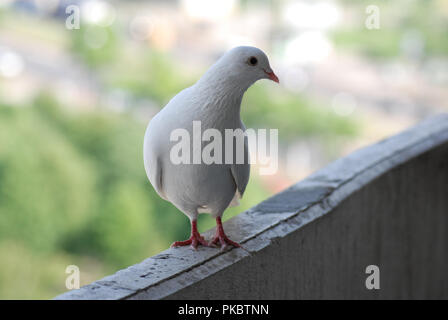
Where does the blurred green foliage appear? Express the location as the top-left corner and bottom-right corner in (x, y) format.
(0, 102), (95, 251)
(0, 241), (71, 299)
(242, 85), (357, 141)
(20, 94), (177, 266)
(70, 25), (119, 67)
(332, 0), (448, 59)
(108, 51), (195, 105)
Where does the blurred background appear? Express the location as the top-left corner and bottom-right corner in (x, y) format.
(0, 0), (447, 299)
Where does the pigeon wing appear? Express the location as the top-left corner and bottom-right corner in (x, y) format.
(230, 133), (250, 199)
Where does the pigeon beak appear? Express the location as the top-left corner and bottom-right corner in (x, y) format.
(264, 69), (279, 83)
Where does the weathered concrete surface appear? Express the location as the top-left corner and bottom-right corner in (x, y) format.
(56, 114), (448, 300)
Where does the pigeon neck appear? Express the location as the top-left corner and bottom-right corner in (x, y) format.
(195, 65), (252, 113)
(197, 79), (247, 100)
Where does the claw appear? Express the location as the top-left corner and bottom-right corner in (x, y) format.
(171, 220), (210, 249)
(209, 217), (241, 249)
(171, 218), (241, 251)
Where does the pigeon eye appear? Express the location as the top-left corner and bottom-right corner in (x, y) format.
(248, 56), (258, 66)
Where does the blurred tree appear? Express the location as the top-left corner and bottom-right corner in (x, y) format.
(242, 85), (357, 141)
(107, 50), (195, 105)
(0, 102), (95, 252)
(0, 95), (197, 269)
(30, 94), (187, 264)
(70, 24), (119, 67)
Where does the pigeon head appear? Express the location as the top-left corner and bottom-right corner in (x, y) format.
(222, 46), (279, 84)
(198, 46), (279, 94)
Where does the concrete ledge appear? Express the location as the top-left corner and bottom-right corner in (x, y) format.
(56, 114), (448, 299)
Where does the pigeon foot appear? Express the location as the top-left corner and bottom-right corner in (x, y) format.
(171, 220), (209, 250)
(209, 217), (241, 250)
(171, 234), (209, 250)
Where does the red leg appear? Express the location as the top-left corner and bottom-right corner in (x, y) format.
(171, 220), (209, 250)
(210, 217), (241, 249)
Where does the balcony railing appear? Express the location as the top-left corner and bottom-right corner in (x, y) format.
(55, 114), (448, 299)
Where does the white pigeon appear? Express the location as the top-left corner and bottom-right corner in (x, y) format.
(143, 46), (279, 249)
